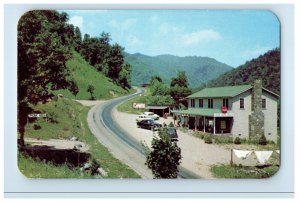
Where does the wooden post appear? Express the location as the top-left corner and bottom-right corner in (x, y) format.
(230, 149), (233, 166)
(213, 117), (216, 135)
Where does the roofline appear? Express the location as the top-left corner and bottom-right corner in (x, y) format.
(188, 86), (279, 99)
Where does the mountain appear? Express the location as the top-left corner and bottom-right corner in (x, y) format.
(124, 52), (233, 88)
(205, 48), (280, 95)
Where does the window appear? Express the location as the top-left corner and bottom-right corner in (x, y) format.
(208, 98), (213, 108)
(223, 98), (229, 108)
(240, 98), (244, 109)
(199, 99), (204, 108)
(191, 99), (195, 108)
(262, 99), (266, 109)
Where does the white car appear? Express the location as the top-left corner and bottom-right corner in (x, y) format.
(142, 112), (159, 120)
(136, 114), (153, 123)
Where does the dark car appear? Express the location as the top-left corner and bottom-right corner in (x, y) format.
(166, 127), (178, 141)
(137, 119), (162, 130)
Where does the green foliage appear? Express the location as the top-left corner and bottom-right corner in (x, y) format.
(22, 98), (140, 178)
(206, 48), (280, 95)
(124, 52), (232, 87)
(54, 51), (131, 100)
(86, 84), (95, 100)
(169, 71), (192, 103)
(234, 137), (242, 144)
(210, 164), (279, 179)
(258, 134), (268, 145)
(146, 129), (182, 178)
(168, 122), (174, 127)
(79, 32), (131, 88)
(18, 10), (78, 144)
(149, 79), (170, 96)
(33, 124), (41, 130)
(204, 134), (213, 144)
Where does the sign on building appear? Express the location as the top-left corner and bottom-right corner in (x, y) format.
(132, 103), (146, 109)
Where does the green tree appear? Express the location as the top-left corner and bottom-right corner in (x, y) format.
(170, 71), (192, 103)
(118, 63), (132, 89)
(17, 10), (78, 146)
(107, 43), (124, 82)
(87, 84), (95, 100)
(73, 26), (82, 52)
(146, 128), (182, 178)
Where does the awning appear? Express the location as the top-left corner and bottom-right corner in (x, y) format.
(172, 108), (234, 117)
(146, 106), (169, 110)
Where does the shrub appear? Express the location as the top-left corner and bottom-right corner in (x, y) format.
(146, 129), (182, 178)
(33, 124), (41, 130)
(200, 132), (205, 139)
(234, 137), (241, 144)
(204, 135), (213, 144)
(259, 134), (268, 145)
(168, 122), (174, 127)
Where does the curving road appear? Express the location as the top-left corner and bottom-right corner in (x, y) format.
(87, 88), (201, 179)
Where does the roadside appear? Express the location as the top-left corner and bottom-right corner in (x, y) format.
(113, 109), (276, 179)
(19, 97), (141, 178)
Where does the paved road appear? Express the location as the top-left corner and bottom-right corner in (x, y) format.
(87, 88), (201, 179)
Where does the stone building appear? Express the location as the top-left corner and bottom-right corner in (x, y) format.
(172, 80), (279, 143)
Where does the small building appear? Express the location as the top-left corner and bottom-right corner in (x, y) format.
(145, 105), (173, 117)
(172, 80), (279, 143)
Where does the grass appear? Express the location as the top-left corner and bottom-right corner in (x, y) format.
(117, 89), (149, 114)
(210, 164), (280, 179)
(21, 98), (141, 178)
(54, 51), (133, 100)
(18, 153), (92, 178)
(190, 130), (280, 150)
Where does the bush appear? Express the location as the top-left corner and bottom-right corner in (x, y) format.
(234, 137), (241, 144)
(259, 134), (268, 145)
(33, 124), (41, 130)
(204, 135), (213, 144)
(168, 122), (174, 127)
(146, 129), (182, 178)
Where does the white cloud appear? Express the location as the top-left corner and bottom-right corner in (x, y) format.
(158, 23), (182, 35)
(180, 29), (221, 46)
(109, 18), (137, 30)
(69, 16), (83, 30)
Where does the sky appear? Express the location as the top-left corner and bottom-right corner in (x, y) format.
(62, 10), (280, 67)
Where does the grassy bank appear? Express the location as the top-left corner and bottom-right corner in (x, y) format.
(117, 94), (148, 115)
(54, 51), (133, 100)
(210, 164), (280, 179)
(20, 98), (140, 178)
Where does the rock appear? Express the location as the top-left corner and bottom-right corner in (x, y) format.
(70, 136), (78, 141)
(97, 167), (108, 177)
(83, 163), (92, 170)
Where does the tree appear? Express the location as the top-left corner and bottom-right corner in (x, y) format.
(118, 63), (132, 89)
(150, 76), (162, 84)
(146, 128), (182, 178)
(170, 71), (192, 103)
(107, 43), (124, 82)
(18, 10), (78, 146)
(87, 84), (95, 100)
(73, 26), (82, 52)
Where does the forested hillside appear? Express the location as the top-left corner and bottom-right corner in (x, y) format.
(124, 52), (232, 88)
(205, 48), (280, 95)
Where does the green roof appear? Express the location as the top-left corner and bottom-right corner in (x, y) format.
(188, 85), (252, 98)
(172, 108), (221, 117)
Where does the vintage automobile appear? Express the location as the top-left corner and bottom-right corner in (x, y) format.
(137, 119), (162, 130)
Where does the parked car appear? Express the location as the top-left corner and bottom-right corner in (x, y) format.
(136, 114), (154, 123)
(165, 127), (178, 141)
(137, 119), (162, 130)
(142, 112), (159, 120)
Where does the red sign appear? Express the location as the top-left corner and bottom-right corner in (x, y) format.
(221, 106), (228, 113)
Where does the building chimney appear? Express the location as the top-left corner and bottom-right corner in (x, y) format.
(249, 80), (264, 140)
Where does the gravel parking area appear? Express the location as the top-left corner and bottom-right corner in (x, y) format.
(113, 109), (258, 179)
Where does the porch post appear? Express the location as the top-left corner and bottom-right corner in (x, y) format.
(203, 116), (206, 132)
(213, 116), (216, 135)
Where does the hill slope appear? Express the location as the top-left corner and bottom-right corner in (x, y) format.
(55, 51), (131, 100)
(124, 52), (233, 88)
(206, 48), (280, 95)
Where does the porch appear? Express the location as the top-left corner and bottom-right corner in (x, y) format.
(172, 108), (234, 135)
